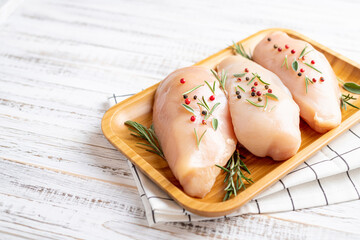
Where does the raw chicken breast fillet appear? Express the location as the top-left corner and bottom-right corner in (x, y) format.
(253, 31), (341, 133)
(153, 66), (237, 198)
(217, 55), (301, 160)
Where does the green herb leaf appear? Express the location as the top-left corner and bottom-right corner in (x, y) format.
(216, 150), (253, 201)
(197, 96), (210, 112)
(264, 93), (278, 100)
(233, 73), (246, 78)
(298, 45), (308, 59)
(305, 75), (314, 94)
(264, 96), (268, 110)
(237, 85), (245, 92)
(343, 82), (360, 94)
(304, 63), (322, 74)
(211, 69), (227, 93)
(205, 102), (220, 120)
(182, 84), (203, 95)
(181, 104), (194, 114)
(292, 59), (299, 71)
(232, 41), (252, 60)
(204, 81), (215, 94)
(303, 50), (314, 58)
(125, 121), (164, 159)
(194, 128), (207, 148)
(212, 118), (218, 131)
(341, 94), (360, 110)
(281, 55), (289, 69)
(252, 73), (270, 85)
(246, 99), (264, 107)
(247, 75), (256, 85)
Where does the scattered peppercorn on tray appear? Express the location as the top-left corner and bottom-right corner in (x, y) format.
(101, 28), (360, 217)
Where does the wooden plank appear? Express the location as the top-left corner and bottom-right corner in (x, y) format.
(0, 159), (357, 239)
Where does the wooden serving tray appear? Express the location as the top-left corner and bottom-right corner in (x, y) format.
(101, 28), (360, 217)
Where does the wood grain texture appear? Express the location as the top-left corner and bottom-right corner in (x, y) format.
(1, 0), (360, 239)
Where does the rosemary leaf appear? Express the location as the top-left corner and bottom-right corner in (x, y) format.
(292, 59), (299, 71)
(246, 99), (264, 107)
(303, 50), (314, 58)
(212, 118), (218, 131)
(182, 84), (203, 95)
(264, 96), (268, 111)
(194, 128), (207, 148)
(304, 63), (322, 74)
(205, 102), (220, 120)
(125, 121), (164, 159)
(253, 73), (270, 85)
(305, 75), (314, 94)
(298, 45), (308, 59)
(204, 81), (215, 94)
(232, 41), (251, 60)
(197, 96), (210, 112)
(247, 75), (256, 85)
(233, 73), (246, 78)
(182, 103), (195, 114)
(264, 93), (279, 100)
(211, 69), (227, 93)
(237, 85), (245, 92)
(281, 55), (289, 69)
(341, 94), (360, 110)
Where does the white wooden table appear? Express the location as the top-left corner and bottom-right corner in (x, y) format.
(1, 0), (360, 239)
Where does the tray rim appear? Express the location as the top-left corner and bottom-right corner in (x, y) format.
(101, 28), (360, 217)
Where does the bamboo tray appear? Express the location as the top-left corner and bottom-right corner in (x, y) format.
(101, 28), (360, 217)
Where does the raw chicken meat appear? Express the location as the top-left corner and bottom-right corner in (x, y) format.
(217, 55), (301, 160)
(253, 31), (341, 133)
(153, 66), (237, 198)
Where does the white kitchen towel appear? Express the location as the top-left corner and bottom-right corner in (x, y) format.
(108, 94), (360, 226)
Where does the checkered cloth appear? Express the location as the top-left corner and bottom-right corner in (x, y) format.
(109, 94), (360, 226)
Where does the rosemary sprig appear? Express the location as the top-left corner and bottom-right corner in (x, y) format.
(305, 75), (314, 94)
(182, 84), (203, 95)
(182, 104), (194, 114)
(205, 102), (220, 120)
(304, 63), (322, 74)
(264, 93), (278, 100)
(298, 46), (307, 59)
(298, 45), (313, 60)
(281, 55), (289, 69)
(204, 81), (216, 94)
(246, 99), (264, 107)
(341, 94), (360, 110)
(252, 73), (270, 85)
(216, 150), (253, 201)
(234, 73), (246, 78)
(197, 96), (210, 112)
(292, 59), (299, 71)
(237, 85), (245, 92)
(232, 41), (252, 60)
(125, 121), (164, 159)
(194, 128), (207, 148)
(197, 96), (220, 120)
(211, 69), (227, 93)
